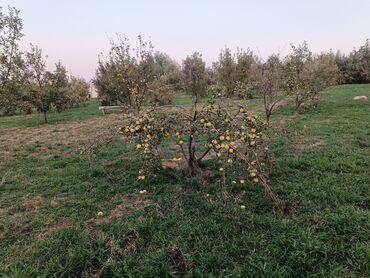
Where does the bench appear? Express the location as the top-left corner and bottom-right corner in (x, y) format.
(98, 106), (125, 114)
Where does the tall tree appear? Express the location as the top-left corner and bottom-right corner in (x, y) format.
(68, 76), (91, 107)
(256, 54), (284, 123)
(285, 41), (312, 110)
(49, 61), (69, 112)
(213, 47), (237, 97)
(182, 52), (208, 99)
(0, 6), (24, 115)
(25, 44), (53, 123)
(357, 39), (370, 82)
(94, 35), (156, 112)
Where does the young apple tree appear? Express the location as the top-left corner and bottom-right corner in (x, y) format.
(116, 52), (285, 210)
(25, 45), (67, 123)
(255, 54), (284, 124)
(94, 35), (156, 112)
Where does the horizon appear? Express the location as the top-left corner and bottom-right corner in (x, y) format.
(3, 0), (370, 80)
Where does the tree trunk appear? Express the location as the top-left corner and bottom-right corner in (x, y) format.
(187, 155), (200, 176)
(186, 96), (199, 176)
(295, 93), (302, 111)
(266, 112), (271, 125)
(43, 111), (48, 123)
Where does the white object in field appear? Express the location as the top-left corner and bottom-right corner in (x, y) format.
(353, 96), (368, 100)
(98, 106), (125, 114)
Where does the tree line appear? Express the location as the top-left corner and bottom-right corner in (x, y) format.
(2, 5), (370, 124)
(0, 6), (90, 122)
(95, 36), (370, 123)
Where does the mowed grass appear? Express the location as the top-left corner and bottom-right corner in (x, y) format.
(0, 85), (369, 277)
(0, 99), (102, 130)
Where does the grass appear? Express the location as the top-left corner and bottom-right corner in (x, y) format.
(0, 84), (369, 277)
(0, 99), (102, 129)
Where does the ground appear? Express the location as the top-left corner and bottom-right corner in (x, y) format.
(0, 85), (369, 277)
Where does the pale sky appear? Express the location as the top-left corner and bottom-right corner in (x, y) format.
(3, 0), (370, 80)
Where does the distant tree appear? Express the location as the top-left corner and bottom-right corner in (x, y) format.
(67, 76), (90, 106)
(94, 35), (156, 112)
(256, 54), (284, 123)
(25, 45), (55, 123)
(49, 61), (69, 112)
(150, 51), (182, 104)
(300, 53), (338, 104)
(335, 49), (365, 84)
(182, 52), (208, 99)
(94, 61), (127, 105)
(334, 51), (351, 84)
(286, 42), (338, 110)
(285, 41), (312, 110)
(152, 51), (179, 76)
(357, 39), (370, 82)
(149, 74), (175, 105)
(235, 48), (259, 97)
(0, 6), (24, 115)
(213, 47), (237, 97)
(213, 47), (258, 99)
(333, 40), (370, 84)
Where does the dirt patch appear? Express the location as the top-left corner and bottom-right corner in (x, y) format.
(8, 197), (44, 233)
(306, 215), (322, 227)
(275, 98), (291, 109)
(9, 210), (42, 237)
(108, 230), (139, 255)
(14, 223), (34, 236)
(162, 157), (187, 171)
(36, 219), (74, 239)
(310, 139), (325, 148)
(165, 248), (191, 277)
(81, 269), (101, 278)
(95, 194), (150, 224)
(0, 207), (6, 215)
(21, 195), (43, 207)
(295, 138), (325, 152)
(0, 151), (14, 164)
(161, 151), (217, 171)
(49, 196), (69, 207)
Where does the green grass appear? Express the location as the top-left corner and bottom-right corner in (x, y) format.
(0, 85), (369, 277)
(0, 99), (102, 129)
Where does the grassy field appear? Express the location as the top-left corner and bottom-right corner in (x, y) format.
(0, 84), (369, 277)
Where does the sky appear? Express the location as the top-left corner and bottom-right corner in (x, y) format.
(2, 0), (370, 80)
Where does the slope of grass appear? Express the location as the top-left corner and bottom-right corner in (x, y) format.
(0, 84), (369, 277)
